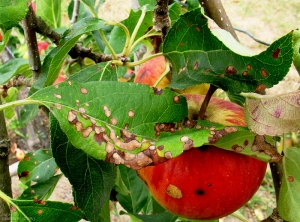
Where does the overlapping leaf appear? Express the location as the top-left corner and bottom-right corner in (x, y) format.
(163, 9), (293, 94)
(36, 0), (61, 28)
(0, 58), (30, 84)
(51, 115), (116, 222)
(0, 0), (28, 31)
(278, 147), (300, 222)
(242, 91), (300, 136)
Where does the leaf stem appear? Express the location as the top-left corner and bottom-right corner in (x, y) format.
(0, 99), (40, 112)
(153, 60), (170, 87)
(99, 29), (118, 60)
(0, 190), (31, 221)
(130, 30), (161, 53)
(198, 84), (218, 120)
(123, 52), (163, 67)
(126, 6), (147, 56)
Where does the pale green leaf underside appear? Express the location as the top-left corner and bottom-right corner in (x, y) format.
(242, 91), (300, 136)
(278, 147), (300, 221)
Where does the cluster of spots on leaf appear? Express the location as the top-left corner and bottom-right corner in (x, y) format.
(34, 199), (47, 205)
(66, 108), (167, 169)
(180, 136), (194, 151)
(208, 127), (238, 143)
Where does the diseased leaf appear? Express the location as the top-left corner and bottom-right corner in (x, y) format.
(36, 0), (61, 28)
(163, 9), (293, 94)
(293, 29), (300, 74)
(278, 147), (300, 221)
(17, 174), (63, 201)
(11, 200), (83, 222)
(17, 149), (58, 184)
(242, 91), (300, 136)
(0, 0), (28, 31)
(50, 115), (116, 222)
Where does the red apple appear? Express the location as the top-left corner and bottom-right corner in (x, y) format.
(37, 41), (49, 54)
(134, 56), (170, 88)
(137, 95), (267, 220)
(0, 33), (2, 42)
(16, 148), (25, 161)
(53, 74), (67, 85)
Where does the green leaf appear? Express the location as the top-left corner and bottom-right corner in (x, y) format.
(36, 0), (61, 28)
(0, 29), (11, 52)
(137, 0), (156, 10)
(125, 211), (178, 222)
(11, 200), (83, 222)
(80, 0), (98, 17)
(50, 115), (116, 222)
(117, 165), (149, 214)
(17, 174), (63, 201)
(169, 2), (182, 26)
(293, 29), (300, 74)
(19, 104), (39, 124)
(242, 91), (300, 136)
(0, 58), (29, 84)
(17, 149), (58, 184)
(28, 81), (187, 164)
(36, 17), (106, 89)
(0, 0), (28, 31)
(68, 61), (118, 82)
(163, 9), (293, 94)
(278, 147), (300, 221)
(106, 9), (153, 54)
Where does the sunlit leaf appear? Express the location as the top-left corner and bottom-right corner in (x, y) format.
(36, 0), (61, 28)
(163, 9), (293, 94)
(242, 91), (300, 136)
(278, 147), (300, 221)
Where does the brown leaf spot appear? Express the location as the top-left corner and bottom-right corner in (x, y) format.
(261, 69), (268, 78)
(68, 110), (77, 123)
(244, 140), (249, 146)
(166, 184), (183, 199)
(242, 71), (248, 77)
(82, 126), (93, 138)
(30, 190), (35, 194)
(37, 209), (43, 214)
(224, 127), (238, 133)
(232, 144), (244, 152)
(54, 94), (62, 99)
(193, 61), (200, 70)
(157, 145), (164, 151)
(103, 106), (111, 117)
(195, 26), (201, 32)
(10, 206), (16, 212)
(18, 170), (29, 179)
(196, 125), (202, 129)
(272, 48), (280, 59)
(153, 87), (163, 95)
(68, 81), (72, 85)
(54, 84), (59, 89)
(85, 103), (89, 106)
(225, 65), (237, 75)
(95, 126), (105, 134)
(34, 200), (46, 205)
(173, 95), (180, 104)
(288, 176), (294, 182)
(79, 107), (86, 114)
(110, 118), (118, 125)
(105, 142), (114, 153)
(180, 42), (184, 47)
(256, 84), (266, 91)
(80, 87), (88, 94)
(247, 64), (252, 70)
(75, 122), (83, 131)
(164, 151), (172, 159)
(53, 103), (62, 110)
(180, 136), (189, 143)
(128, 110), (135, 117)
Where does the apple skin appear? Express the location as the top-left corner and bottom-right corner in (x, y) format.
(137, 95), (267, 220)
(37, 41), (49, 54)
(134, 56), (170, 88)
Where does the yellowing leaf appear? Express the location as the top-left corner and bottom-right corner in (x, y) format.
(242, 91), (300, 136)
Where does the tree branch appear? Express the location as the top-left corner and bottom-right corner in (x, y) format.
(70, 0), (80, 24)
(21, 4), (42, 81)
(153, 0), (170, 39)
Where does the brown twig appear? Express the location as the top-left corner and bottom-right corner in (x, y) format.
(269, 162), (282, 204)
(197, 85), (218, 120)
(153, 0), (170, 39)
(199, 0), (239, 41)
(21, 4), (42, 81)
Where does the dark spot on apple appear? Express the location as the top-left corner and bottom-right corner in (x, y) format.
(18, 170), (29, 179)
(261, 69), (268, 78)
(225, 65), (237, 75)
(272, 48), (280, 59)
(196, 189), (205, 195)
(207, 183), (212, 186)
